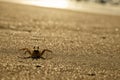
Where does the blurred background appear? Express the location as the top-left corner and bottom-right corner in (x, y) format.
(0, 0), (120, 15)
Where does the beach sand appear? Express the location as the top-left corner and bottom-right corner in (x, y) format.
(0, 2), (120, 80)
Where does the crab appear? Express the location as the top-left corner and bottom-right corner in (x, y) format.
(19, 46), (52, 60)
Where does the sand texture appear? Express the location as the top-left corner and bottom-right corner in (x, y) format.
(0, 2), (120, 80)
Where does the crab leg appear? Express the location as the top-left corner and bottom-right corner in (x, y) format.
(40, 49), (52, 56)
(18, 56), (31, 59)
(19, 48), (32, 55)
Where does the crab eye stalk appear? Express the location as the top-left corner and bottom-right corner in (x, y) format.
(37, 46), (39, 49)
(33, 46), (35, 49)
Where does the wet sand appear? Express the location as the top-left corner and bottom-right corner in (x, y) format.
(0, 2), (120, 80)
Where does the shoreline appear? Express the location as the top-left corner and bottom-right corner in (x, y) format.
(0, 1), (120, 16)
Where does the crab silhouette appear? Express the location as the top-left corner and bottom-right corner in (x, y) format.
(19, 46), (52, 60)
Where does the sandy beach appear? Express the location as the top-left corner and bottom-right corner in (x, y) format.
(0, 2), (120, 80)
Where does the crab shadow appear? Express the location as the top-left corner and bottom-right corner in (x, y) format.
(18, 56), (46, 60)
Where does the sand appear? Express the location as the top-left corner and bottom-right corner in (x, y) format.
(0, 1), (120, 80)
